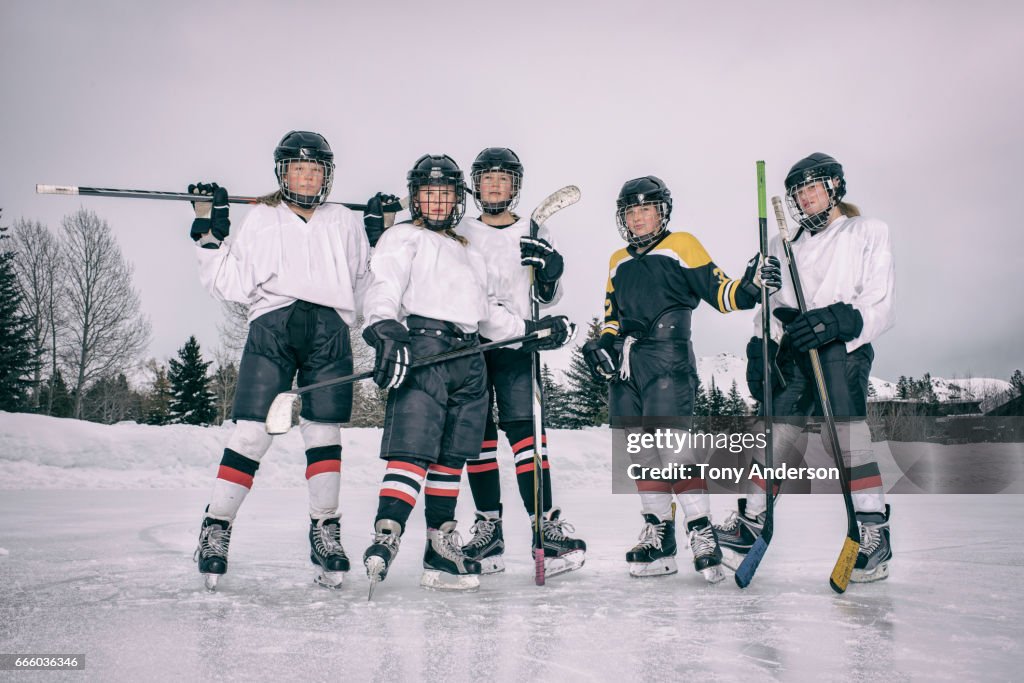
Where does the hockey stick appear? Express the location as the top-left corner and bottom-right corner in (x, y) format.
(771, 196), (860, 594)
(36, 184), (409, 213)
(528, 185), (582, 585)
(264, 330), (549, 434)
(735, 161), (776, 588)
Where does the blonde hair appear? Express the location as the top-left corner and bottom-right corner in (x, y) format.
(257, 190), (283, 206)
(412, 218), (468, 245)
(838, 201), (861, 217)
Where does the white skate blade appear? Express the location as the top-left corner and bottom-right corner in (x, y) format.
(479, 555), (506, 574)
(314, 568), (346, 589)
(629, 557), (678, 578)
(850, 561), (890, 583)
(544, 550), (585, 578)
(700, 565), (727, 584)
(203, 574), (221, 592)
(420, 569), (481, 592)
(720, 547), (747, 571)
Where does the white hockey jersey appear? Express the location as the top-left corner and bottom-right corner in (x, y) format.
(754, 215), (895, 351)
(454, 216), (563, 319)
(196, 202), (371, 326)
(363, 222), (525, 341)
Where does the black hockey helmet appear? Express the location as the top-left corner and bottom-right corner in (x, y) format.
(470, 147), (524, 214)
(407, 154), (467, 231)
(783, 153), (846, 233)
(273, 130), (335, 209)
(615, 176), (672, 247)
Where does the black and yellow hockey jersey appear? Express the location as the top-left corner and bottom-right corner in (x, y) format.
(602, 230), (755, 338)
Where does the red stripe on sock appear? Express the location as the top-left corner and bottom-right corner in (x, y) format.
(481, 440), (499, 449)
(511, 435), (547, 453)
(387, 461), (427, 478)
(851, 475), (883, 491)
(217, 466), (253, 489)
(305, 460), (341, 479)
(428, 464), (462, 476)
(750, 476), (766, 491)
(515, 462), (550, 475)
(424, 487), (459, 497)
(380, 488), (417, 506)
(672, 478), (708, 494)
(467, 462), (499, 473)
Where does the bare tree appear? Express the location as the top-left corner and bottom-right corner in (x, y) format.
(59, 209), (151, 418)
(11, 219), (65, 411)
(218, 301), (249, 361)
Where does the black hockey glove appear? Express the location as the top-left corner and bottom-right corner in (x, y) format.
(737, 254), (782, 303)
(522, 315), (577, 352)
(583, 335), (618, 381)
(362, 320), (412, 389)
(745, 336), (782, 401)
(774, 303), (863, 353)
(188, 182), (230, 249)
(520, 236), (564, 283)
(363, 192), (402, 248)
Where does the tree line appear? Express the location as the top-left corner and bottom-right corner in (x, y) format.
(2, 208), (1020, 427)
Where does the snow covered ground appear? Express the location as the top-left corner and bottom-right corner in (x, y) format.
(1, 413), (1022, 681)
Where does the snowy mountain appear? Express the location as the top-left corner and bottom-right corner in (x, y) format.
(694, 352), (1011, 405)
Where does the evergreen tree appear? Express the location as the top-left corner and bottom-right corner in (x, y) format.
(725, 380), (747, 416)
(38, 369), (73, 418)
(168, 335), (216, 425)
(562, 317), (609, 428)
(1010, 369), (1024, 396)
(867, 379), (878, 400)
(541, 363), (571, 428)
(143, 361), (173, 425)
(82, 373), (141, 424)
(919, 372), (938, 404)
(896, 375), (910, 399)
(0, 212), (39, 411)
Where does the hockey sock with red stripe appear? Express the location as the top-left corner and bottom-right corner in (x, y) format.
(507, 421), (552, 514)
(208, 448), (261, 519)
(425, 462), (463, 529)
(376, 458), (428, 530)
(306, 445), (341, 518)
(466, 430), (502, 513)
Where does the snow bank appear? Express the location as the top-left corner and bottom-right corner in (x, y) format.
(0, 412), (611, 492)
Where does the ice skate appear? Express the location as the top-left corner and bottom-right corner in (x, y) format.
(851, 505), (892, 583)
(461, 511), (505, 574)
(364, 519), (402, 601)
(687, 516), (726, 584)
(540, 507), (586, 577)
(194, 511), (232, 592)
(421, 521), (481, 592)
(714, 498), (765, 570)
(309, 516), (349, 589)
(626, 513), (678, 578)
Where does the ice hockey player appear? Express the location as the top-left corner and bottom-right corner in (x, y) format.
(716, 153), (894, 583)
(190, 130), (369, 590)
(360, 154), (574, 595)
(450, 147), (586, 577)
(582, 175), (781, 583)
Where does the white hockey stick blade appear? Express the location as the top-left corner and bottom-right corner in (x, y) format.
(531, 185), (581, 226)
(265, 392), (299, 434)
(36, 184), (79, 195)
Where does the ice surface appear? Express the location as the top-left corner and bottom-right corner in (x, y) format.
(1, 413), (1021, 681)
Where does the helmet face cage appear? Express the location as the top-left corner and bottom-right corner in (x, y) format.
(408, 155), (467, 231)
(616, 200), (670, 247)
(275, 158), (334, 209)
(273, 131), (335, 209)
(784, 176), (838, 233)
(470, 167), (522, 214)
(470, 148), (523, 215)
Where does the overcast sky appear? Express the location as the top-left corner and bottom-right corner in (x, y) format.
(2, 0), (1022, 382)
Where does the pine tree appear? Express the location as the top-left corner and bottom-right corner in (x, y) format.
(38, 369), (73, 418)
(562, 317), (609, 428)
(897, 375), (910, 399)
(541, 363), (570, 428)
(919, 372), (938, 404)
(0, 212), (39, 411)
(168, 335), (216, 425)
(725, 380), (747, 416)
(143, 361), (173, 425)
(1010, 369), (1024, 396)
